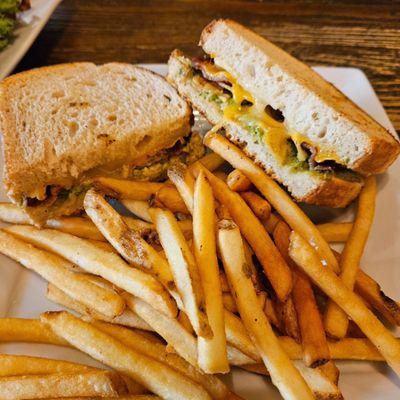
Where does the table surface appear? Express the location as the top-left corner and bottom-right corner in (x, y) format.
(16, 0), (400, 134)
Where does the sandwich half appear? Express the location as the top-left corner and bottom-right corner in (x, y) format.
(0, 62), (203, 224)
(167, 20), (400, 208)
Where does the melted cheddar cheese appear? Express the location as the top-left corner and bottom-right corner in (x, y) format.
(200, 61), (343, 166)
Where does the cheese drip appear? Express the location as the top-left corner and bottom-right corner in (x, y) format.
(200, 61), (343, 166)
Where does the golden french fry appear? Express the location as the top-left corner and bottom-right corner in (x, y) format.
(275, 297), (301, 344)
(168, 162), (196, 213)
(124, 294), (198, 367)
(273, 220), (329, 367)
(317, 361), (340, 386)
(316, 222), (352, 243)
(0, 354), (97, 376)
(325, 176), (377, 339)
(223, 293), (238, 313)
(41, 311), (212, 400)
(193, 171), (229, 373)
(149, 207), (211, 338)
(178, 311), (195, 334)
(242, 361), (342, 399)
(355, 270), (400, 326)
(224, 310), (260, 362)
(219, 271), (230, 292)
(289, 231), (400, 377)
(121, 199), (153, 222)
(0, 202), (31, 224)
(263, 213), (282, 234)
(204, 131), (339, 273)
(0, 318), (66, 345)
(218, 219), (314, 400)
(84, 189), (177, 294)
(227, 169), (252, 192)
(0, 203), (165, 242)
(154, 185), (189, 214)
(0, 371), (127, 399)
(0, 230), (125, 318)
(227, 345), (257, 366)
(189, 152), (225, 172)
(95, 177), (163, 200)
(47, 283), (153, 331)
(92, 321), (233, 400)
(242, 240), (264, 293)
(192, 163), (293, 302)
(241, 191), (271, 222)
(264, 297), (282, 330)
(5, 225), (176, 318)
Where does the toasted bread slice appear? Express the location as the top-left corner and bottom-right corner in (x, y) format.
(0, 62), (191, 223)
(168, 50), (363, 208)
(199, 19), (399, 175)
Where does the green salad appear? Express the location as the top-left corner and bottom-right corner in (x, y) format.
(0, 0), (30, 51)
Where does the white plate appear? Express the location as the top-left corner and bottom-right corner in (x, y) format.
(0, 0), (62, 80)
(1, 64), (399, 399)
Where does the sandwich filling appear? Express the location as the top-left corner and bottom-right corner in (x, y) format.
(22, 132), (205, 216)
(191, 58), (360, 182)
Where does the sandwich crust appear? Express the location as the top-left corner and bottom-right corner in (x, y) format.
(0, 62), (191, 222)
(200, 19), (400, 175)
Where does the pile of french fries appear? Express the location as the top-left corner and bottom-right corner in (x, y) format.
(0, 129), (399, 400)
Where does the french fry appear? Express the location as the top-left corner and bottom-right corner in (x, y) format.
(316, 222), (352, 243)
(227, 169), (252, 192)
(241, 191), (271, 222)
(0, 203), (104, 240)
(154, 185), (189, 214)
(41, 311), (211, 400)
(47, 283), (153, 331)
(0, 371), (127, 399)
(263, 213), (282, 234)
(239, 361), (342, 399)
(289, 231), (400, 376)
(92, 321), (233, 400)
(273, 221), (329, 367)
(87, 239), (117, 253)
(95, 177), (163, 200)
(124, 294), (198, 367)
(0, 318), (66, 345)
(219, 271), (230, 292)
(204, 131), (339, 273)
(178, 311), (195, 334)
(223, 293), (238, 313)
(0, 354), (97, 376)
(241, 240), (265, 293)
(355, 270), (400, 326)
(317, 361), (340, 385)
(167, 162), (196, 213)
(264, 297), (282, 330)
(224, 310), (261, 362)
(84, 189), (177, 294)
(149, 207), (211, 338)
(0, 230), (125, 318)
(227, 345), (257, 366)
(121, 199), (152, 222)
(189, 152), (225, 172)
(193, 163), (293, 302)
(218, 219), (314, 400)
(5, 225), (177, 318)
(275, 297), (301, 344)
(325, 176), (377, 339)
(193, 171), (229, 373)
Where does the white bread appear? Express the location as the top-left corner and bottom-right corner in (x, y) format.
(200, 19), (400, 175)
(0, 62), (191, 219)
(168, 50), (362, 208)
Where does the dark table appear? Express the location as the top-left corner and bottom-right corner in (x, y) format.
(16, 0), (400, 134)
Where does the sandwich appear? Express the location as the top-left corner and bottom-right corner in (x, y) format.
(168, 19), (400, 208)
(0, 62), (204, 224)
